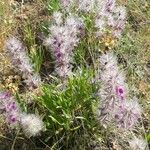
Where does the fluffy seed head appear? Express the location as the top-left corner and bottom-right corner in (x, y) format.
(20, 114), (44, 137)
(97, 52), (142, 130)
(129, 137), (147, 150)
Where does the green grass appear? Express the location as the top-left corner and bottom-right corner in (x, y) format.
(22, 23), (44, 73)
(35, 69), (101, 149)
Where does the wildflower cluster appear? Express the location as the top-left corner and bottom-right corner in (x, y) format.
(97, 52), (142, 129)
(5, 37), (41, 90)
(59, 0), (126, 38)
(60, 0), (96, 12)
(95, 0), (126, 38)
(1, 0), (147, 149)
(46, 0), (126, 78)
(44, 12), (84, 78)
(0, 91), (44, 136)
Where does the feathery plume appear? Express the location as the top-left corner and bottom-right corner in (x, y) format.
(97, 52), (142, 129)
(95, 0), (126, 38)
(129, 137), (147, 150)
(20, 113), (44, 137)
(52, 11), (63, 25)
(44, 13), (84, 78)
(5, 37), (41, 90)
(114, 98), (142, 128)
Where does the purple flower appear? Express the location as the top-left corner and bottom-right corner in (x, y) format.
(8, 114), (17, 124)
(59, 0), (126, 38)
(96, 52), (142, 129)
(104, 0), (116, 13)
(5, 101), (17, 112)
(0, 91), (20, 127)
(60, 0), (72, 11)
(116, 86), (125, 100)
(114, 99), (142, 129)
(95, 0), (126, 38)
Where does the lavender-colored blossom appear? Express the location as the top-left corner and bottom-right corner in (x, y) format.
(95, 0), (126, 38)
(78, 0), (95, 12)
(96, 0), (116, 14)
(97, 52), (141, 129)
(5, 37), (41, 89)
(0, 91), (20, 128)
(59, 0), (126, 38)
(59, 0), (73, 11)
(0, 91), (45, 136)
(114, 99), (142, 129)
(97, 52), (126, 123)
(44, 13), (84, 78)
(103, 0), (116, 13)
(5, 37), (33, 74)
(99, 52), (126, 97)
(108, 6), (126, 38)
(115, 85), (125, 100)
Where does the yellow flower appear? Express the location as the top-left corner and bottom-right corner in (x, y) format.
(98, 35), (116, 52)
(2, 75), (20, 93)
(104, 36), (116, 49)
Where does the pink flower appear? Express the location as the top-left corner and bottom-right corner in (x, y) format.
(116, 86), (125, 100)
